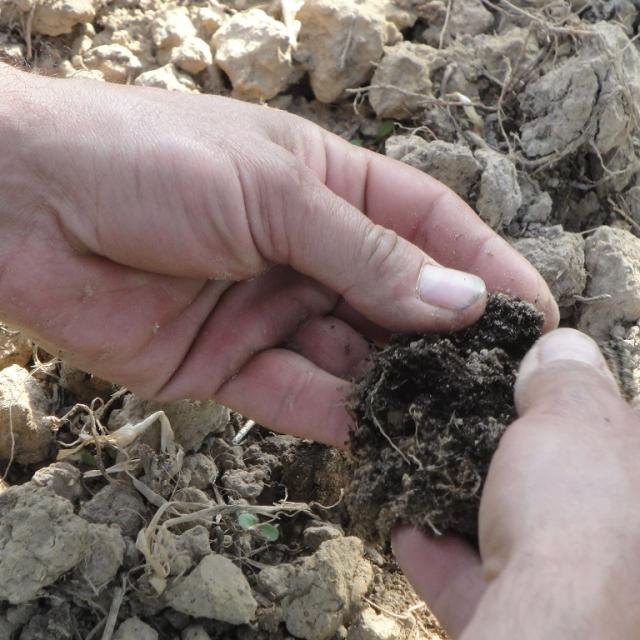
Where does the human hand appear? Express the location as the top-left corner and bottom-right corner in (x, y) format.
(0, 65), (557, 446)
(393, 329), (640, 638)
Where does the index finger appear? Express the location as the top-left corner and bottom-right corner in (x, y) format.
(321, 134), (559, 331)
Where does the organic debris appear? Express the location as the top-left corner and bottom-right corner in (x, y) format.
(347, 295), (543, 542)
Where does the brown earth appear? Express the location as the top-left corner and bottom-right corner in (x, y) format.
(347, 295), (542, 543)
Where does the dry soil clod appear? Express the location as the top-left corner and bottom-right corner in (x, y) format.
(346, 294), (543, 543)
(0, 364), (54, 467)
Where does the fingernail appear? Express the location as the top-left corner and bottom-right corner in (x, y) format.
(417, 264), (486, 311)
(516, 329), (618, 412)
(536, 328), (605, 368)
(518, 328), (610, 386)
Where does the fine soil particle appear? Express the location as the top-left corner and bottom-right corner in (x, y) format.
(346, 294), (543, 543)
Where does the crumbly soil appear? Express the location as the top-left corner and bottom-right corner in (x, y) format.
(2, 1), (640, 639)
(347, 295), (543, 542)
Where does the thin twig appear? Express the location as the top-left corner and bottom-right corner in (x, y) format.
(496, 58), (513, 157)
(339, 17), (355, 70)
(364, 596), (427, 621)
(482, 0), (592, 36)
(87, 407), (110, 483)
(100, 580), (125, 640)
(232, 419), (256, 445)
(573, 294), (613, 304)
(95, 387), (128, 421)
(439, 0), (454, 49)
(1, 406), (15, 482)
(609, 198), (640, 235)
(346, 85), (497, 112)
(370, 412), (412, 467)
(23, 4), (35, 61)
(439, 62), (457, 97)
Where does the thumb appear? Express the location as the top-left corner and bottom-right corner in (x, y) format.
(463, 329), (640, 639)
(482, 328), (626, 568)
(514, 327), (621, 416)
(260, 169), (487, 333)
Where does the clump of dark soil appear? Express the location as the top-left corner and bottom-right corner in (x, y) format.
(346, 294), (543, 543)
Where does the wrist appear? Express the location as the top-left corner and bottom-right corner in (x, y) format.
(463, 545), (640, 639)
(0, 65), (55, 311)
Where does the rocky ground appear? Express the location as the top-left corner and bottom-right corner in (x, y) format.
(1, 0), (640, 639)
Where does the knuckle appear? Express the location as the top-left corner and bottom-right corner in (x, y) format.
(255, 157), (316, 265)
(408, 188), (451, 247)
(360, 224), (401, 273)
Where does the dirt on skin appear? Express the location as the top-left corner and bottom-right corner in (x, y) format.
(347, 295), (543, 542)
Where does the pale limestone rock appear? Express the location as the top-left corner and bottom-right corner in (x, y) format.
(212, 8), (295, 101)
(0, 326), (31, 370)
(79, 482), (147, 538)
(222, 467), (267, 500)
(519, 24), (640, 162)
(284, 538), (373, 640)
(515, 174), (553, 224)
(475, 149), (522, 230)
(84, 44), (142, 83)
(296, 0), (390, 103)
(511, 226), (586, 308)
(604, 324), (640, 408)
(0, 484), (90, 604)
(369, 41), (433, 118)
(165, 554), (257, 625)
(114, 617), (158, 640)
(255, 564), (294, 600)
(579, 227), (640, 339)
(386, 136), (481, 200)
(74, 524), (125, 592)
(0, 365), (53, 465)
(94, 12), (155, 68)
(190, 3), (229, 39)
(347, 606), (403, 640)
(419, 0), (494, 46)
(179, 453), (218, 490)
(171, 37), (213, 75)
(371, 0), (419, 29)
(303, 522), (343, 550)
(256, 537), (373, 640)
(65, 67), (106, 81)
(163, 525), (211, 577)
(16, 0), (96, 37)
(151, 7), (197, 49)
(134, 63), (197, 93)
(32, 461), (83, 503)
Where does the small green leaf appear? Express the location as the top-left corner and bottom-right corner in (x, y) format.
(350, 138), (364, 147)
(375, 120), (394, 140)
(237, 512), (259, 530)
(80, 450), (97, 467)
(257, 523), (280, 542)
